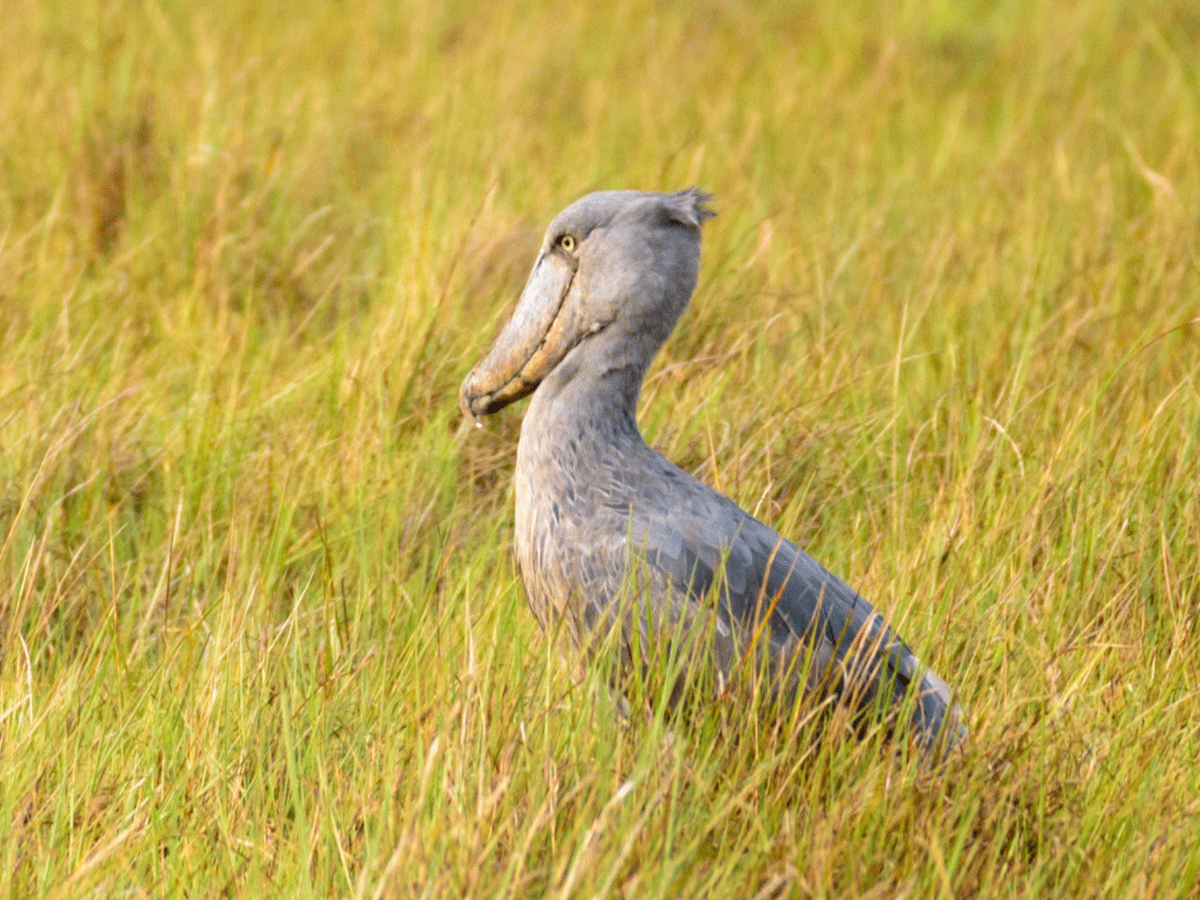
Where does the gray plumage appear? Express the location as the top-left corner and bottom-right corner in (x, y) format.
(461, 188), (963, 754)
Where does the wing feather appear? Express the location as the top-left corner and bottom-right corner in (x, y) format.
(618, 458), (961, 749)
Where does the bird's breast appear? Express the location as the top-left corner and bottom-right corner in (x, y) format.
(513, 415), (647, 636)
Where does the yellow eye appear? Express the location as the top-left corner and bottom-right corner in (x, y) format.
(558, 234), (577, 253)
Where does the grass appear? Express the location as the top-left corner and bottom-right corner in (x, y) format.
(1, 0), (1198, 896)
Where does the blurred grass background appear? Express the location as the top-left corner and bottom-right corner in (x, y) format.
(1, 0), (1198, 896)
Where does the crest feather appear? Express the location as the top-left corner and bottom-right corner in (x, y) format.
(662, 187), (716, 228)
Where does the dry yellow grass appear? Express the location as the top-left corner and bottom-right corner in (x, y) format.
(1, 0), (1198, 896)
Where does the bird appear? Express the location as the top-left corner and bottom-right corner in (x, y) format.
(460, 188), (964, 755)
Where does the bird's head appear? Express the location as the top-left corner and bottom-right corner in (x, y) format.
(460, 188), (715, 420)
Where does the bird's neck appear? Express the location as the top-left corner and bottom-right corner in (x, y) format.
(522, 326), (659, 450)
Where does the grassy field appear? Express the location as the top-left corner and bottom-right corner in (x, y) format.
(2, 0), (1198, 896)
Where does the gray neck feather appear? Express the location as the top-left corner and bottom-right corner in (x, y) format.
(525, 324), (663, 446)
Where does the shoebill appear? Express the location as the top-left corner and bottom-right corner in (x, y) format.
(460, 188), (964, 755)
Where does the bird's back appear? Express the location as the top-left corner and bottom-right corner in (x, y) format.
(515, 424), (962, 752)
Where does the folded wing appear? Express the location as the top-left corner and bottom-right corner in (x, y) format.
(616, 458), (962, 752)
